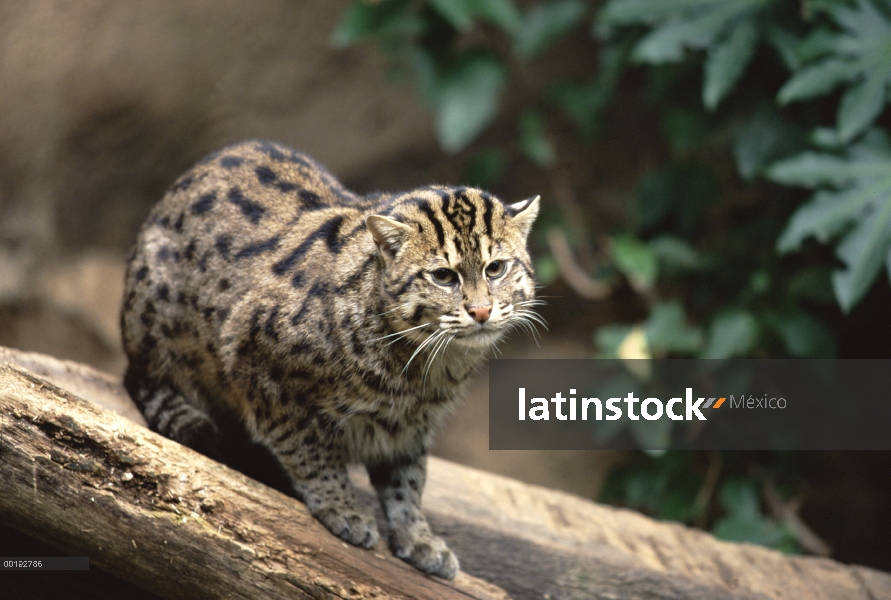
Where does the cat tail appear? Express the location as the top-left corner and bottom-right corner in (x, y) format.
(124, 366), (220, 458)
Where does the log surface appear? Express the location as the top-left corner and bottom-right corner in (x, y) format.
(1, 348), (890, 600)
(0, 363), (506, 600)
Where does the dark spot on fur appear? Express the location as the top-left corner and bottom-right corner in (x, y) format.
(140, 301), (156, 328)
(174, 212), (185, 232)
(220, 156), (244, 169)
(218, 278), (230, 291)
(264, 306), (280, 341)
(272, 216), (344, 275)
(172, 176), (193, 192)
(191, 192), (215, 214)
(255, 141), (287, 161)
(255, 165), (277, 185)
(235, 235), (281, 260)
(140, 333), (157, 351)
(157, 285), (170, 302)
(215, 235), (231, 260)
(228, 187), (266, 224)
(135, 266), (149, 281)
(298, 190), (324, 209)
(409, 304), (426, 324)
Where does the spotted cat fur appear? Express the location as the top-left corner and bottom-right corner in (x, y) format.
(121, 140), (541, 578)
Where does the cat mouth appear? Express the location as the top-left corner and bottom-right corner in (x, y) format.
(451, 326), (503, 347)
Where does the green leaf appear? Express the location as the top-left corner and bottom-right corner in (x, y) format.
(771, 132), (891, 312)
(600, 0), (738, 26)
(701, 311), (758, 359)
(774, 312), (836, 358)
(533, 254), (560, 286)
(611, 235), (659, 291)
(766, 25), (801, 71)
(519, 110), (556, 167)
(648, 235), (702, 270)
(776, 0), (891, 137)
(712, 480), (790, 549)
(435, 55), (507, 153)
(832, 199), (891, 312)
(733, 107), (807, 181)
(474, 0), (523, 32)
(766, 149), (891, 188)
(776, 58), (857, 104)
(595, 324), (634, 358)
(629, 0), (762, 65)
(331, 0), (417, 47)
(794, 26), (843, 64)
(514, 0), (586, 59)
(645, 301), (704, 354)
(810, 127), (844, 150)
(837, 73), (888, 142)
(703, 17), (759, 109)
(777, 184), (888, 252)
(427, 0), (475, 30)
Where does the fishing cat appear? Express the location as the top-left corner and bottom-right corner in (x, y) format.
(120, 140), (541, 578)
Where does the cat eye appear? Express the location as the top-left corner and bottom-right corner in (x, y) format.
(431, 268), (458, 286)
(485, 260), (507, 279)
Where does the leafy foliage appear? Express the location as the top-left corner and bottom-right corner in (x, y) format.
(600, 0), (768, 109)
(770, 130), (891, 311)
(602, 452), (801, 553)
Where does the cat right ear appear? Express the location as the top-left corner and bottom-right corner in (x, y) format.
(506, 195), (540, 239)
(366, 215), (414, 264)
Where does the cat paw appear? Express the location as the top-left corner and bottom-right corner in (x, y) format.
(315, 507), (380, 549)
(393, 535), (459, 579)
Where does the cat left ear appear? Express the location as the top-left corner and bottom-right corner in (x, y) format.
(506, 195), (540, 239)
(366, 215), (414, 264)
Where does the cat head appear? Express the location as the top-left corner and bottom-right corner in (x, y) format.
(366, 187), (542, 351)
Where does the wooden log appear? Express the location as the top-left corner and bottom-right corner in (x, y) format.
(0, 363), (506, 600)
(2, 348), (890, 600)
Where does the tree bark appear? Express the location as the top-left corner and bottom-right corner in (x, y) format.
(0, 362), (506, 600)
(1, 349), (890, 600)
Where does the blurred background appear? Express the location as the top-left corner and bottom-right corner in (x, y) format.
(1, 0), (889, 572)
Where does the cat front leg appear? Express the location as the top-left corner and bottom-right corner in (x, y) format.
(367, 454), (459, 579)
(270, 422), (380, 548)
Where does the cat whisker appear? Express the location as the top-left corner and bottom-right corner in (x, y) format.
(402, 328), (445, 375)
(370, 306), (403, 319)
(513, 309), (548, 330)
(516, 299), (547, 308)
(423, 331), (454, 382)
(370, 321), (432, 344)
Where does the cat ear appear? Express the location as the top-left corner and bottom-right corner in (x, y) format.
(506, 195), (540, 239)
(366, 215), (414, 263)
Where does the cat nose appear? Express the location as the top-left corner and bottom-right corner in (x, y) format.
(466, 304), (492, 323)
